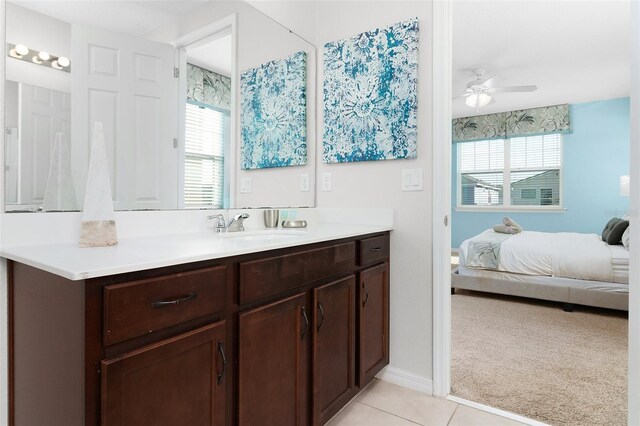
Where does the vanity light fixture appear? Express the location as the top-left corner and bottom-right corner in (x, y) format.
(6, 43), (71, 73)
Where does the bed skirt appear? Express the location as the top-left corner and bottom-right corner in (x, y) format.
(451, 268), (628, 311)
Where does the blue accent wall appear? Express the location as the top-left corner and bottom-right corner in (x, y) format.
(451, 97), (630, 248)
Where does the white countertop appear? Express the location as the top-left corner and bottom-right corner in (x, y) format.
(0, 223), (391, 281)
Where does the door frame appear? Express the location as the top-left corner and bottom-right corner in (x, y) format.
(432, 3), (640, 425)
(431, 0), (452, 398)
(173, 13), (238, 209)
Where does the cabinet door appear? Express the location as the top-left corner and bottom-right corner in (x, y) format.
(101, 321), (227, 426)
(238, 293), (309, 426)
(359, 263), (389, 386)
(312, 275), (356, 426)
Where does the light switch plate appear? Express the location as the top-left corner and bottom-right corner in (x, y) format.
(321, 172), (332, 192)
(401, 169), (423, 191)
(240, 177), (252, 194)
(300, 173), (310, 192)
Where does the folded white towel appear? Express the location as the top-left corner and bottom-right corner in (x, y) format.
(502, 217), (523, 233)
(493, 224), (519, 234)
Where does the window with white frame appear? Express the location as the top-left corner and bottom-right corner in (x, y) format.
(184, 101), (227, 208)
(457, 134), (563, 208)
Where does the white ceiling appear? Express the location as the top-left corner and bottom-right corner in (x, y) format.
(453, 1), (630, 118)
(187, 34), (232, 77)
(11, 0), (209, 37)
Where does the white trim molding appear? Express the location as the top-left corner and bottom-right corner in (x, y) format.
(376, 366), (434, 395)
(447, 396), (550, 426)
(628, 2), (640, 424)
(431, 0), (453, 398)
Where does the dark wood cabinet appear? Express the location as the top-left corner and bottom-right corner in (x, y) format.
(312, 276), (356, 426)
(358, 262), (390, 387)
(101, 321), (227, 426)
(9, 232), (390, 426)
(238, 293), (309, 426)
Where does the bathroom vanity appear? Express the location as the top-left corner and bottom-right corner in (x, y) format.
(5, 227), (390, 426)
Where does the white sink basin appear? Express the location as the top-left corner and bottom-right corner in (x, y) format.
(219, 230), (307, 244)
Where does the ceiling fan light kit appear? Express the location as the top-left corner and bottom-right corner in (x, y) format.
(459, 68), (537, 109)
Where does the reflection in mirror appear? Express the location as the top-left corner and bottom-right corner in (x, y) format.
(4, 1), (316, 213)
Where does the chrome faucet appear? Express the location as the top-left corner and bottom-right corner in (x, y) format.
(208, 214), (227, 233)
(226, 213), (250, 232)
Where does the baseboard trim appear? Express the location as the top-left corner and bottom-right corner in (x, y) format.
(375, 366), (434, 395)
(447, 395), (550, 426)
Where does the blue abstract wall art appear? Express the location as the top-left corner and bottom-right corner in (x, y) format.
(323, 19), (419, 164)
(240, 51), (307, 170)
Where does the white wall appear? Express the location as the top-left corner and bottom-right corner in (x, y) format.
(313, 2), (434, 382)
(246, 0), (316, 43)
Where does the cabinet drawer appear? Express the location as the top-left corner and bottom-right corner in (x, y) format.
(239, 242), (356, 305)
(104, 266), (226, 345)
(359, 235), (389, 266)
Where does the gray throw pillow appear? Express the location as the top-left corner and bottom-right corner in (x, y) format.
(602, 218), (622, 241)
(622, 227), (630, 250)
(606, 220), (629, 245)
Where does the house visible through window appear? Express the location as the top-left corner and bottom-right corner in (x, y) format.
(184, 101), (227, 208)
(457, 134), (563, 208)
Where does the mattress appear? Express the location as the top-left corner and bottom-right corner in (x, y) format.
(457, 265), (629, 293)
(460, 230), (629, 284)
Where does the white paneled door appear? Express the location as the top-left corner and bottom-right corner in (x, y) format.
(19, 83), (71, 208)
(71, 25), (178, 210)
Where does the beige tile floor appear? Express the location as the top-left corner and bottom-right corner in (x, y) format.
(327, 379), (527, 426)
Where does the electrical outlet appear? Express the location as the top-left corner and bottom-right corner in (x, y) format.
(321, 172), (332, 192)
(240, 177), (252, 194)
(300, 173), (310, 192)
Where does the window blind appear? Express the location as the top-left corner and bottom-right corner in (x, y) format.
(457, 134), (562, 208)
(184, 102), (225, 208)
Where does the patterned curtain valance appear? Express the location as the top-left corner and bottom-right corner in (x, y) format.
(187, 63), (231, 111)
(452, 104), (571, 142)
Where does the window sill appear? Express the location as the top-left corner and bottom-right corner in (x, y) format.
(455, 206), (567, 213)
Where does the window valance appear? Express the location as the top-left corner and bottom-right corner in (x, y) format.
(452, 104), (571, 143)
(186, 63), (231, 111)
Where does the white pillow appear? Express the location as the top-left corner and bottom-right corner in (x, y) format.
(622, 226), (630, 250)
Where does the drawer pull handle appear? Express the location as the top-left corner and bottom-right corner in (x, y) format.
(301, 307), (310, 340)
(151, 292), (197, 308)
(317, 302), (325, 332)
(216, 341), (226, 385)
(362, 283), (369, 307)
(369, 247), (382, 252)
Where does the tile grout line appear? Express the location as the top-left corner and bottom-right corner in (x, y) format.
(446, 403), (460, 426)
(352, 401), (423, 425)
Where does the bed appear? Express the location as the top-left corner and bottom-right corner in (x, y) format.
(452, 229), (629, 311)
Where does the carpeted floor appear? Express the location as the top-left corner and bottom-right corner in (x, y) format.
(451, 290), (628, 426)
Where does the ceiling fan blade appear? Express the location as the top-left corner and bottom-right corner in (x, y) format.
(488, 85), (538, 93)
(479, 74), (498, 88)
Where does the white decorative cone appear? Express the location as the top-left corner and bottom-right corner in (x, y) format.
(43, 132), (77, 211)
(79, 122), (118, 247)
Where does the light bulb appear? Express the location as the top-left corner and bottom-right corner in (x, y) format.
(38, 51), (50, 61)
(51, 60), (63, 70)
(465, 93), (492, 108)
(32, 56), (42, 64)
(15, 44), (29, 56)
(57, 56), (70, 67)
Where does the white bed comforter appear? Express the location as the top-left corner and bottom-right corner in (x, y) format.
(461, 230), (617, 283)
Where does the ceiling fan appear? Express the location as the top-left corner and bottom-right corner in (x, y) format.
(458, 69), (538, 109)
